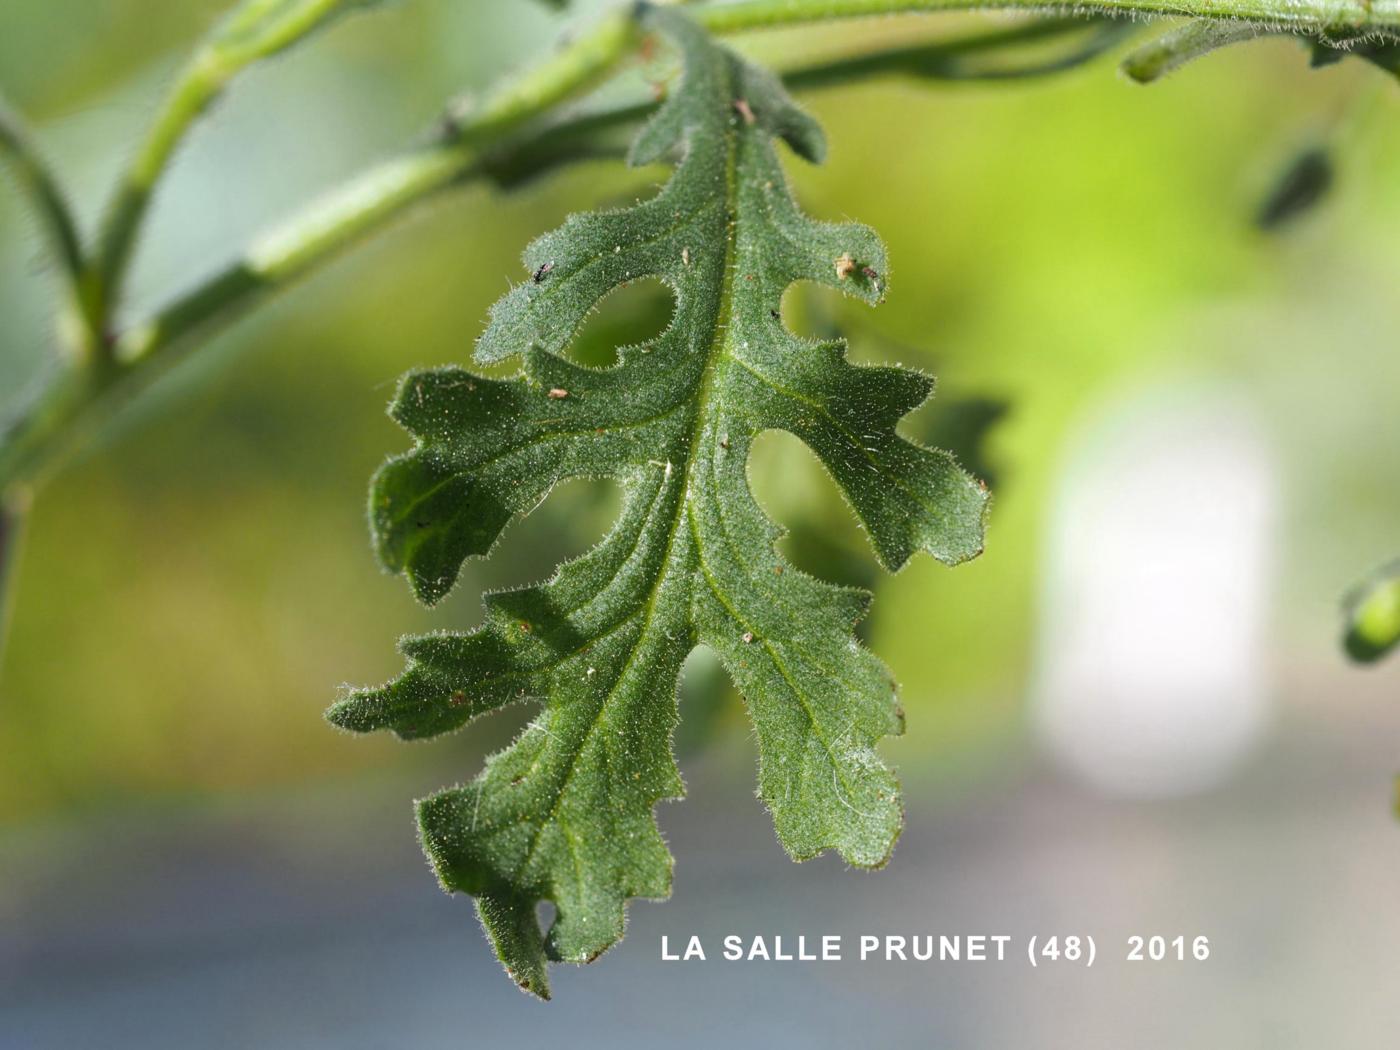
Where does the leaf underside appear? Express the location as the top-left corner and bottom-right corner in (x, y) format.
(329, 8), (986, 1000)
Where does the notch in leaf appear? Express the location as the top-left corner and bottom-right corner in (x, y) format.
(330, 7), (987, 999)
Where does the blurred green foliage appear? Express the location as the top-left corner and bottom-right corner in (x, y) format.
(1344, 562), (1400, 663)
(3, 1), (1400, 821)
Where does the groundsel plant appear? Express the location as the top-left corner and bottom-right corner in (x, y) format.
(2, 0), (1399, 999)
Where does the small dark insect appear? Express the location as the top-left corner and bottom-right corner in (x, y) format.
(449, 691), (467, 708)
(769, 309), (780, 319)
(719, 434), (730, 449)
(533, 261), (554, 283)
(861, 265), (879, 282)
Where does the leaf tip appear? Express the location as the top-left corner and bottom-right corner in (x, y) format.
(324, 687), (383, 733)
(407, 566), (457, 607)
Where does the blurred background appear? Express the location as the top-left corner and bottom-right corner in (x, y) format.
(2, 1), (1399, 1046)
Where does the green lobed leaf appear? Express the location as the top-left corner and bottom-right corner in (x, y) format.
(330, 6), (986, 999)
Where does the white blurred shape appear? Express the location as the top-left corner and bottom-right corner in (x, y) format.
(1031, 384), (1278, 797)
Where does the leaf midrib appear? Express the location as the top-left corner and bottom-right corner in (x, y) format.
(510, 66), (743, 894)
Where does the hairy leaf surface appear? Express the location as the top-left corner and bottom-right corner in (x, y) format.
(330, 7), (986, 999)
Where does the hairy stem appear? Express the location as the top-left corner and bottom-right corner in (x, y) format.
(78, 16), (1122, 387)
(0, 8), (643, 496)
(90, 1), (638, 332)
(116, 148), (477, 369)
(115, 7), (647, 369)
(91, 0), (396, 333)
(1121, 19), (1273, 82)
(1, 0), (1380, 500)
(693, 0), (1396, 34)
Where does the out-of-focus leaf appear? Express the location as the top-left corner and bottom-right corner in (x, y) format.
(330, 8), (986, 998)
(918, 396), (1009, 491)
(787, 17), (1135, 88)
(1344, 562), (1400, 664)
(1256, 145), (1333, 230)
(1311, 36), (1400, 77)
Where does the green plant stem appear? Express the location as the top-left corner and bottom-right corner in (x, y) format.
(90, 0), (382, 332)
(0, 490), (26, 671)
(120, 104), (655, 358)
(90, 1), (637, 335)
(50, 16), (1109, 401)
(781, 16), (1134, 85)
(3, 0), (1384, 500)
(93, 0), (323, 332)
(693, 0), (1396, 34)
(1121, 19), (1272, 83)
(0, 94), (89, 339)
(0, 9), (643, 496)
(122, 4), (647, 365)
